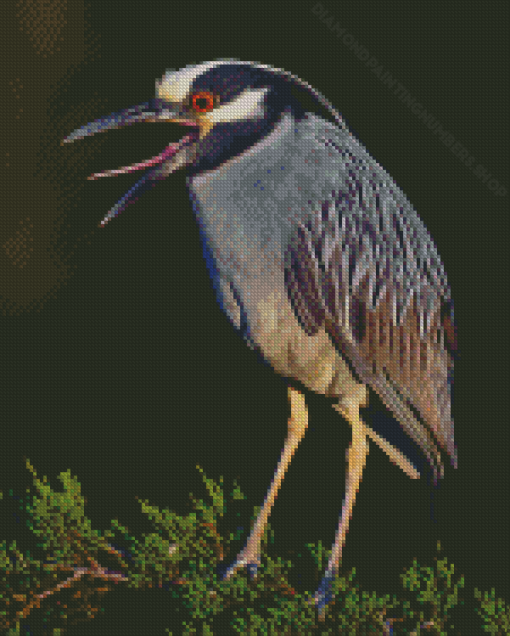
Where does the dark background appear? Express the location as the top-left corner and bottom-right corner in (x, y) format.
(1, 1), (508, 634)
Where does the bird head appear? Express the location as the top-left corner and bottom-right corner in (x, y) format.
(62, 59), (344, 225)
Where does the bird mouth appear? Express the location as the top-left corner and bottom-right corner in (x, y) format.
(62, 99), (200, 225)
(86, 129), (199, 180)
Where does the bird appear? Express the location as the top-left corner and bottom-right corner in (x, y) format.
(62, 59), (457, 619)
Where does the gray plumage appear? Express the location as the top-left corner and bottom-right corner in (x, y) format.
(190, 110), (455, 480)
(62, 59), (457, 617)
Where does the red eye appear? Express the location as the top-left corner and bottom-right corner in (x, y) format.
(191, 91), (216, 113)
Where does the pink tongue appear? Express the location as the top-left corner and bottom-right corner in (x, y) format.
(88, 133), (195, 179)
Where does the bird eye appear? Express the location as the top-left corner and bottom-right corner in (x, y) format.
(191, 91), (216, 113)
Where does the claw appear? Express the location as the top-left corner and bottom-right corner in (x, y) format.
(313, 569), (336, 620)
(220, 549), (261, 581)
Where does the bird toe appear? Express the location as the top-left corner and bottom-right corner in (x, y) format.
(313, 570), (336, 618)
(219, 552), (260, 581)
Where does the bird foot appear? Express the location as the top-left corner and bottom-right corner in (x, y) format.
(219, 548), (261, 581)
(308, 569), (336, 621)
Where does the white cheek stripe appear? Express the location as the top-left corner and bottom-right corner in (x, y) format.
(208, 87), (269, 124)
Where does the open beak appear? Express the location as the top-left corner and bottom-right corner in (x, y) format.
(62, 99), (199, 226)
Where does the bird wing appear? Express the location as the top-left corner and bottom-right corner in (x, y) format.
(284, 197), (457, 482)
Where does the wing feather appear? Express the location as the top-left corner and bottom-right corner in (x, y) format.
(284, 200), (457, 481)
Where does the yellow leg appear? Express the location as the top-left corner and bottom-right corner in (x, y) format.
(333, 404), (420, 480)
(315, 400), (369, 620)
(223, 385), (308, 579)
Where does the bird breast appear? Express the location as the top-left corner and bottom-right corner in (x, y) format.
(253, 283), (366, 402)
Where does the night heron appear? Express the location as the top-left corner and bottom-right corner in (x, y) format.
(62, 59), (457, 617)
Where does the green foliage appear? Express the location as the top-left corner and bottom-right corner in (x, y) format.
(399, 541), (465, 634)
(0, 461), (508, 635)
(474, 588), (510, 634)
